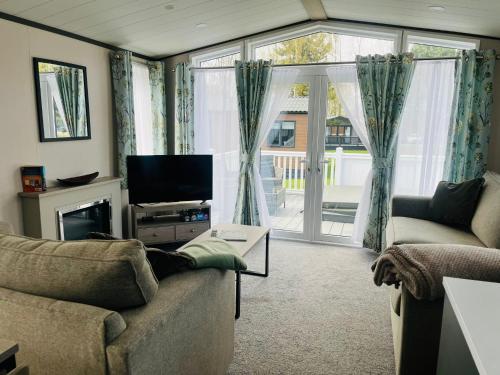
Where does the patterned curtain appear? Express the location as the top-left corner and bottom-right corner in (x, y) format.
(356, 53), (415, 252)
(444, 49), (497, 182)
(175, 63), (194, 154)
(147, 61), (167, 155)
(233, 60), (272, 226)
(110, 50), (135, 189)
(54, 66), (80, 137)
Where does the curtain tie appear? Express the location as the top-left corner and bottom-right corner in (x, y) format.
(240, 153), (255, 166)
(373, 157), (392, 169)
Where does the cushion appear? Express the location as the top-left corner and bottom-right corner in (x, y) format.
(471, 171), (500, 248)
(0, 233), (158, 309)
(429, 177), (485, 228)
(386, 217), (485, 247)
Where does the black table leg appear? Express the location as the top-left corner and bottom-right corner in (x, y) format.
(235, 270), (241, 319)
(236, 232), (270, 319)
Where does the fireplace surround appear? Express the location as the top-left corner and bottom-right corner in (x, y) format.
(19, 177), (122, 240)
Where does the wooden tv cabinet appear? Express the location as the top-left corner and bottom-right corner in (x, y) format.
(130, 202), (211, 246)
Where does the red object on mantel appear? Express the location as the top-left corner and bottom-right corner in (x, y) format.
(20, 166), (46, 193)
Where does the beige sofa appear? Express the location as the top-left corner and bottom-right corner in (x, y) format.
(0, 224), (235, 375)
(386, 171), (500, 375)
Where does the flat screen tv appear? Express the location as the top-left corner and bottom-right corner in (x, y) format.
(127, 155), (213, 204)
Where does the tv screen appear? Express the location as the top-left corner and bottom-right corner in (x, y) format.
(127, 155), (213, 204)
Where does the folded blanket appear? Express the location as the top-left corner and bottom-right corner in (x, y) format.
(179, 238), (247, 271)
(372, 244), (500, 301)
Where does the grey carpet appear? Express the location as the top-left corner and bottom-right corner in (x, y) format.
(228, 239), (395, 375)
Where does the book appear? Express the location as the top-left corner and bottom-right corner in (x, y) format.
(20, 166), (46, 193)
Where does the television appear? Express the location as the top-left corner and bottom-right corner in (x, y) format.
(127, 155), (213, 204)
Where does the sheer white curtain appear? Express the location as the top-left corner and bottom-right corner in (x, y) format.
(255, 67), (299, 227)
(194, 69), (240, 225)
(327, 65), (372, 245)
(394, 60), (455, 196)
(132, 62), (154, 155)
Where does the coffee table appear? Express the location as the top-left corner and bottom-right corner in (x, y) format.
(182, 223), (270, 319)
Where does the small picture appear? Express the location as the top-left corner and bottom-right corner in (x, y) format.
(21, 166), (47, 192)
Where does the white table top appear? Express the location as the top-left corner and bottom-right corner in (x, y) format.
(443, 277), (500, 375)
(178, 223), (269, 257)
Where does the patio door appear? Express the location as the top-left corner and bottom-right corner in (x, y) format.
(261, 73), (368, 245)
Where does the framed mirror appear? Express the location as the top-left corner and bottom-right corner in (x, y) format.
(33, 58), (91, 142)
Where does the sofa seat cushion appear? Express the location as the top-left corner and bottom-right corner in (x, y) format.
(0, 233), (158, 309)
(387, 217), (485, 247)
(471, 171), (500, 248)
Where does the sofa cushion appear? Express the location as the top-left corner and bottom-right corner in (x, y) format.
(0, 233), (158, 309)
(429, 177), (484, 228)
(471, 171), (500, 248)
(386, 217), (485, 247)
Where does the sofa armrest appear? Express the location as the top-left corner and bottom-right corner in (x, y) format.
(391, 196), (432, 220)
(106, 269), (235, 375)
(0, 286), (126, 375)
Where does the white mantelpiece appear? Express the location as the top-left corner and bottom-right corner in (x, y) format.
(18, 177), (122, 240)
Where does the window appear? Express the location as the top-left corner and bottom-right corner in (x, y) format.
(191, 43), (242, 67)
(250, 23), (397, 64)
(132, 62), (154, 155)
(268, 121), (296, 147)
(199, 52), (240, 67)
(404, 32), (479, 58)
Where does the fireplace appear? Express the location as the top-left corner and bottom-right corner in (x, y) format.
(57, 199), (112, 240)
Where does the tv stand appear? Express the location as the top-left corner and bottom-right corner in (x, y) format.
(130, 201), (211, 246)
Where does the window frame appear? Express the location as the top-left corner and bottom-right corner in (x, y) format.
(268, 120), (296, 148)
(246, 21), (402, 61)
(190, 42), (244, 67)
(402, 30), (479, 54)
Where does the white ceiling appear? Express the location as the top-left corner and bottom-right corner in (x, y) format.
(0, 0), (499, 58)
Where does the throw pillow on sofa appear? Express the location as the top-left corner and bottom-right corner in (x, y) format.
(429, 177), (485, 228)
(0, 233), (159, 309)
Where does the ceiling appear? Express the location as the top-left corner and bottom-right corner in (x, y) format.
(0, 0), (499, 58)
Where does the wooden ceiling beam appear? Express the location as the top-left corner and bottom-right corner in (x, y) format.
(301, 0), (328, 20)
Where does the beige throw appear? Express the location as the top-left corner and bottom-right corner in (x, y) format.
(372, 244), (500, 300)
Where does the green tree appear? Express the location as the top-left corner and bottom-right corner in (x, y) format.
(409, 43), (459, 58)
(269, 33), (342, 116)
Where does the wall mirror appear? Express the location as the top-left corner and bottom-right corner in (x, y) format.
(33, 58), (91, 142)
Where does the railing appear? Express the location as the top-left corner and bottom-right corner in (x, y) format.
(260, 147), (372, 192)
(325, 135), (364, 149)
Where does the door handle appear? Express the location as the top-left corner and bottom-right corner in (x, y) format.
(299, 159), (311, 173)
(317, 157), (328, 173)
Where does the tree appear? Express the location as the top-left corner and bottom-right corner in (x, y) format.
(409, 44), (458, 58)
(268, 32), (343, 116)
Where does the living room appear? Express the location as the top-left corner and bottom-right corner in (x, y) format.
(0, 1), (500, 374)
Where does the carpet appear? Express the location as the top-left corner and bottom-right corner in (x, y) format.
(228, 239), (395, 375)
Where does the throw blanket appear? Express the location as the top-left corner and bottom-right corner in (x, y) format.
(179, 238), (247, 271)
(372, 244), (500, 301)
(87, 232), (246, 280)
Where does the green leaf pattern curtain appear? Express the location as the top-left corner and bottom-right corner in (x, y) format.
(444, 49), (496, 182)
(110, 50), (135, 189)
(175, 63), (194, 155)
(147, 61), (168, 155)
(356, 53), (415, 252)
(233, 60), (272, 226)
(54, 66), (81, 138)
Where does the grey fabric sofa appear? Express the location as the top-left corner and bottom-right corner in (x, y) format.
(386, 171), (500, 375)
(0, 224), (235, 375)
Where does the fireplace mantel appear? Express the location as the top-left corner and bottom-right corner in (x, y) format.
(18, 176), (122, 239)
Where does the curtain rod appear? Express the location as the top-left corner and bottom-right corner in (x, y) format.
(181, 55), (499, 71)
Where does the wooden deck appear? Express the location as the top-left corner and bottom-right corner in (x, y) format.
(270, 192), (354, 237)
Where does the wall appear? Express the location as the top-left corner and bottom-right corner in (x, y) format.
(0, 18), (114, 234)
(261, 113), (309, 152)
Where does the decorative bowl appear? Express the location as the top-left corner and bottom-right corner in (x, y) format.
(57, 172), (99, 186)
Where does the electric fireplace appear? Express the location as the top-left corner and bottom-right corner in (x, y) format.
(57, 199), (112, 240)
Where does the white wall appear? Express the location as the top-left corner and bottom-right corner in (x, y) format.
(0, 19), (114, 234)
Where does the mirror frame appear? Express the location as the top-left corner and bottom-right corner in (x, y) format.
(33, 57), (92, 142)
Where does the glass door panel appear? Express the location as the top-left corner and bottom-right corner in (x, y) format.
(317, 81), (370, 240)
(260, 82), (313, 239)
